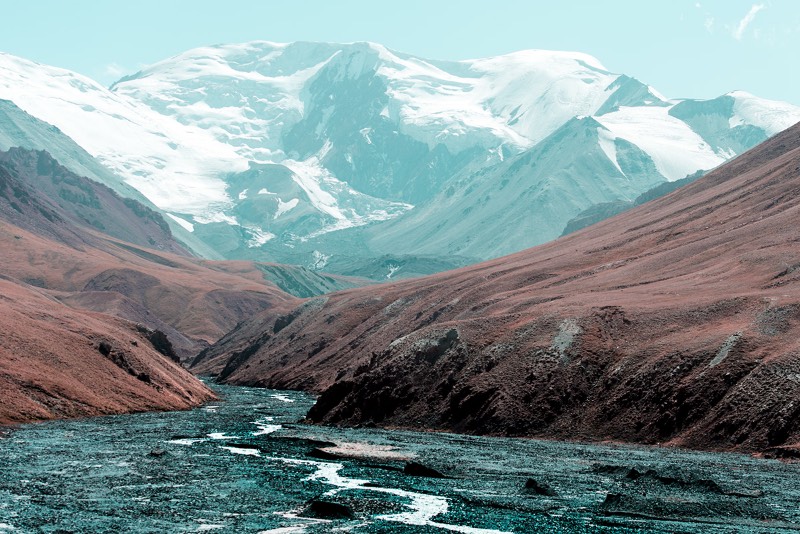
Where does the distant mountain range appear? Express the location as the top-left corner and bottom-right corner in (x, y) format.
(1, 42), (799, 279)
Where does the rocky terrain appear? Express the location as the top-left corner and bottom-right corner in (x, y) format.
(198, 120), (800, 454)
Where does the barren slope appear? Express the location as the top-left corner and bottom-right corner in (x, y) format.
(0, 220), (299, 356)
(0, 278), (215, 425)
(199, 121), (800, 453)
(0, 147), (307, 357)
(0, 146), (324, 425)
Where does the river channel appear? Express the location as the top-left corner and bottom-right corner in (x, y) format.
(1, 383), (799, 533)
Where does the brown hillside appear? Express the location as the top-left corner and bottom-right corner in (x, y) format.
(199, 121), (800, 453)
(0, 278), (215, 425)
(0, 223), (297, 357)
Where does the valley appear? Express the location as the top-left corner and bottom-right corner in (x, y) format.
(199, 119), (800, 455)
(1, 29), (800, 533)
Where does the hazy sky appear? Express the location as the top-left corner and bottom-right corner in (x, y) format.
(2, 0), (799, 104)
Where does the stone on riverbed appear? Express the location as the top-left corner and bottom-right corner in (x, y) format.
(304, 499), (354, 519)
(524, 478), (557, 496)
(403, 461), (447, 478)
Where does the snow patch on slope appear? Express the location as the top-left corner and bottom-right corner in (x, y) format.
(283, 148), (412, 239)
(0, 52), (247, 215)
(596, 106), (725, 181)
(463, 50), (619, 146)
(309, 250), (330, 270)
(111, 42), (338, 163)
(284, 158), (350, 222)
(245, 226), (276, 248)
(372, 46), (620, 152)
(166, 213), (195, 232)
(274, 198), (299, 219)
(728, 91), (800, 136)
(193, 211), (239, 226)
(596, 127), (624, 175)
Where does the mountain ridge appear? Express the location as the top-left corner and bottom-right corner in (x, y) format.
(1, 43), (799, 275)
(195, 120), (800, 453)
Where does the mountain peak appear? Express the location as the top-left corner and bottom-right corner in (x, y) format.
(463, 47), (608, 71)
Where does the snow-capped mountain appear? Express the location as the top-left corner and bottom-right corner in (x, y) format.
(0, 52), (245, 215)
(1, 43), (798, 274)
(110, 42), (662, 202)
(358, 89), (800, 260)
(113, 43), (611, 158)
(106, 41), (800, 262)
(0, 50), (410, 250)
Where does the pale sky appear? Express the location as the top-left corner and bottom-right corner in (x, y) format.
(1, 0), (798, 104)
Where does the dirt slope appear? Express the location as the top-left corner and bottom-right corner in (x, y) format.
(0, 222), (297, 356)
(0, 278), (216, 425)
(0, 148), (301, 423)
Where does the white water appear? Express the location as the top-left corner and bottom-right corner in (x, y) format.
(257, 456), (511, 533)
(207, 432), (237, 440)
(252, 416), (282, 436)
(208, 410), (511, 532)
(221, 446), (261, 457)
(167, 438), (207, 446)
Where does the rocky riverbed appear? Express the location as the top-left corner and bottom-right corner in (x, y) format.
(1, 383), (799, 533)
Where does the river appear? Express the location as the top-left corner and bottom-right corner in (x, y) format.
(1, 383), (799, 533)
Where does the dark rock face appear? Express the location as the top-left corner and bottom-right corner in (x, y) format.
(96, 339), (163, 383)
(97, 341), (112, 357)
(136, 325), (180, 363)
(762, 445), (800, 461)
(524, 478), (557, 496)
(307, 447), (339, 460)
(598, 466), (771, 521)
(594, 464), (764, 498)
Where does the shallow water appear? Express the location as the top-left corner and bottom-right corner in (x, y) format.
(1, 383), (799, 533)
